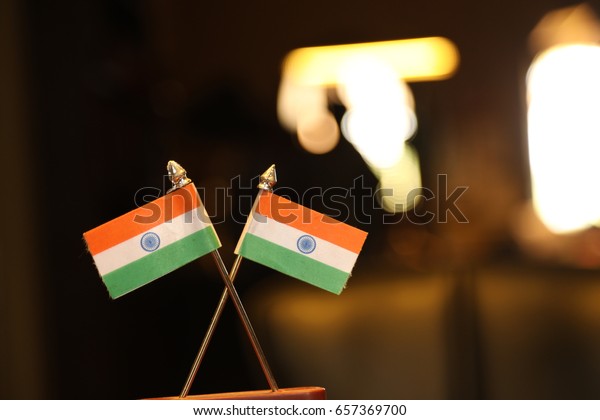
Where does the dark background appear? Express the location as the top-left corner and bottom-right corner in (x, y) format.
(2, 0), (600, 399)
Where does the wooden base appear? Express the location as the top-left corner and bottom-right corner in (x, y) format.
(150, 386), (327, 400)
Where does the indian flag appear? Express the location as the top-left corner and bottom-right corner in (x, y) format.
(83, 183), (220, 299)
(235, 191), (367, 294)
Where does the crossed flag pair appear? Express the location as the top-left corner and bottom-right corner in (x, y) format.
(83, 162), (367, 396)
(84, 162), (367, 299)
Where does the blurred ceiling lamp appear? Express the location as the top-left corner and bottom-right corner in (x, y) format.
(277, 37), (459, 213)
(526, 4), (600, 234)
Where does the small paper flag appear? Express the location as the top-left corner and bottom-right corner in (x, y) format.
(235, 190), (367, 294)
(84, 183), (220, 298)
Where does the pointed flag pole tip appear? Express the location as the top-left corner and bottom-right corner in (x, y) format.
(167, 160), (192, 193)
(258, 164), (277, 191)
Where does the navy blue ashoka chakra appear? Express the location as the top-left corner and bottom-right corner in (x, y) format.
(140, 232), (161, 252)
(297, 234), (317, 254)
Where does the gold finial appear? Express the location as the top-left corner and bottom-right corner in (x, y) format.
(257, 164), (277, 191)
(166, 160), (192, 193)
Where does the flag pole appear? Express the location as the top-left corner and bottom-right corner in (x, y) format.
(209, 250), (279, 392)
(179, 255), (243, 398)
(174, 162), (279, 397)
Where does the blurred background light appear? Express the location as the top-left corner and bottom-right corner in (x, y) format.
(338, 57), (417, 168)
(282, 36), (459, 87)
(277, 82), (328, 132)
(375, 143), (422, 213)
(526, 6), (600, 234)
(277, 37), (458, 213)
(296, 109), (340, 154)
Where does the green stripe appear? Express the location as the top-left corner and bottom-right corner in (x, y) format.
(238, 233), (349, 294)
(103, 227), (220, 299)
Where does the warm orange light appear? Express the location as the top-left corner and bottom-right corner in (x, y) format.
(296, 111), (340, 154)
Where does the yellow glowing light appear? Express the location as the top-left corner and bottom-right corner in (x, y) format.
(282, 37), (459, 86)
(527, 44), (600, 233)
(336, 55), (415, 109)
(376, 144), (422, 213)
(277, 36), (457, 213)
(338, 57), (417, 168)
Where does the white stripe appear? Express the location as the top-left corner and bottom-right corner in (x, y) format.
(93, 207), (212, 275)
(243, 213), (358, 273)
(234, 190), (262, 255)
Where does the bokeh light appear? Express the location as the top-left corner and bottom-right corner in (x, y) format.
(527, 44), (600, 233)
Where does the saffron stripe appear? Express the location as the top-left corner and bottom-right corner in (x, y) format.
(102, 227), (220, 299)
(238, 233), (350, 294)
(257, 191), (367, 254)
(92, 208), (216, 276)
(84, 183), (204, 255)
